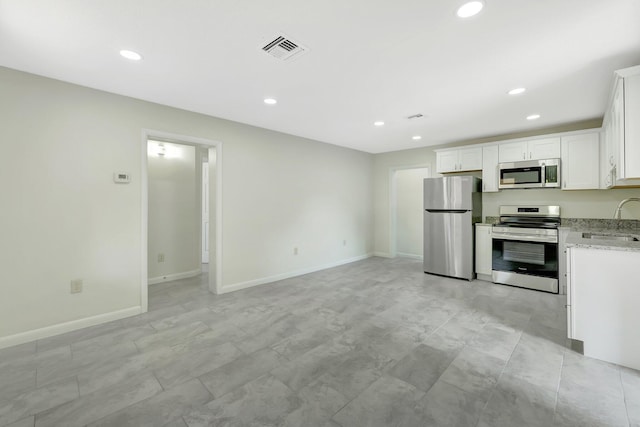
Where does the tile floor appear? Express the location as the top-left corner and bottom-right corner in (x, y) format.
(0, 257), (638, 427)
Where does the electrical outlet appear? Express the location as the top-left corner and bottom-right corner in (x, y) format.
(70, 279), (83, 294)
(293, 247), (299, 255)
(158, 253), (165, 262)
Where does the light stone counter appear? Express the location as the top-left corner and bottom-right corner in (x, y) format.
(565, 228), (640, 252)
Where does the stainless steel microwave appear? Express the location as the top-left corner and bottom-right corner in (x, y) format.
(498, 159), (560, 189)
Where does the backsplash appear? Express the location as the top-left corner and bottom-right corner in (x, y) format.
(484, 216), (639, 230)
(560, 218), (639, 230)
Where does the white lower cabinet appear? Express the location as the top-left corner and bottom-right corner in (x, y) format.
(475, 224), (492, 278)
(566, 246), (640, 371)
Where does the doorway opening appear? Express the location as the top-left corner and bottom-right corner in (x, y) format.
(141, 130), (222, 313)
(389, 166), (430, 259)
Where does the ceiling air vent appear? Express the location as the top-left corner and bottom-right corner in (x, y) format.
(262, 35), (308, 61)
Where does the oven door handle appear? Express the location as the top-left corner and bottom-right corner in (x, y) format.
(492, 233), (558, 243)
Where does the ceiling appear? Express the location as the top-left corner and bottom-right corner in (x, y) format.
(1, 1), (639, 153)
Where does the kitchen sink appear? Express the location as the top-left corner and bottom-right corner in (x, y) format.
(581, 232), (639, 242)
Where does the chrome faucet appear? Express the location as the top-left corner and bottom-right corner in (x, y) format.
(613, 197), (640, 219)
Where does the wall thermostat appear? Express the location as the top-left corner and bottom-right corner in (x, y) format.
(113, 172), (131, 183)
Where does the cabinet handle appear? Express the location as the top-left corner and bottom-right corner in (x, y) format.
(522, 152), (526, 160)
(530, 152), (532, 159)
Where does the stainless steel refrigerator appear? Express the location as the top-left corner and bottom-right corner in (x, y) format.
(423, 176), (482, 281)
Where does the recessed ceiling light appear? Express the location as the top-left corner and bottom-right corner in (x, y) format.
(457, 1), (484, 18)
(508, 87), (526, 95)
(264, 98), (277, 105)
(374, 121), (385, 127)
(119, 49), (142, 61)
(412, 136), (422, 140)
(527, 114), (541, 120)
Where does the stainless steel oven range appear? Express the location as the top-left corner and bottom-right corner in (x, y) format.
(491, 205), (560, 293)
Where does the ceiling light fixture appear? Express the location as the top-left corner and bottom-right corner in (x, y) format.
(527, 114), (541, 120)
(119, 49), (142, 61)
(456, 1), (484, 18)
(374, 121), (385, 127)
(508, 87), (526, 95)
(412, 136), (422, 140)
(264, 98), (277, 105)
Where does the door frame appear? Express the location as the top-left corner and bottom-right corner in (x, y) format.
(388, 164), (431, 259)
(141, 129), (223, 312)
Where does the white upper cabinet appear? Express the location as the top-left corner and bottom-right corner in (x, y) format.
(602, 66), (640, 186)
(498, 137), (561, 163)
(436, 146), (482, 173)
(481, 145), (499, 192)
(621, 71), (640, 179)
(561, 132), (600, 190)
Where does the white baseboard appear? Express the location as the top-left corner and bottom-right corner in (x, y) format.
(0, 306), (142, 350)
(396, 252), (423, 260)
(148, 268), (201, 285)
(220, 253), (373, 294)
(373, 252), (393, 258)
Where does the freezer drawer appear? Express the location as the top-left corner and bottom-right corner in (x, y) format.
(423, 210), (474, 280)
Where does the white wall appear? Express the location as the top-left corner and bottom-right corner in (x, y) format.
(147, 141), (199, 282)
(0, 66), (373, 346)
(395, 168), (430, 258)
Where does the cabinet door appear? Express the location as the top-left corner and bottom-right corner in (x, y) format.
(498, 141), (527, 162)
(612, 80), (625, 178)
(458, 147), (482, 171)
(566, 247), (574, 339)
(624, 74), (640, 178)
(529, 137), (561, 160)
(436, 150), (459, 173)
(482, 145), (499, 192)
(475, 224), (492, 276)
(561, 133), (600, 190)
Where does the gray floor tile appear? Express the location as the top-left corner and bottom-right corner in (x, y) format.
(271, 341), (353, 391)
(622, 368), (640, 426)
(468, 323), (522, 361)
(153, 342), (244, 389)
(477, 373), (556, 427)
(77, 344), (179, 395)
(503, 332), (564, 391)
(35, 321), (123, 354)
(332, 375), (427, 427)
(422, 380), (487, 427)
(439, 347), (505, 399)
(1, 258), (633, 427)
(0, 342), (36, 362)
(182, 375), (299, 427)
(387, 343), (458, 393)
(134, 321), (211, 352)
(0, 371), (36, 402)
(271, 326), (337, 360)
(198, 347), (285, 399)
(283, 381), (349, 427)
(87, 378), (211, 427)
(0, 378), (78, 426)
(314, 348), (393, 399)
(5, 416), (35, 427)
(35, 373), (162, 427)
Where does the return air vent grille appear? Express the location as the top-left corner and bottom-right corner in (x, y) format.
(262, 35), (308, 61)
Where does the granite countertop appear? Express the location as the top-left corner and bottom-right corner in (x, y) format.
(565, 228), (640, 252)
